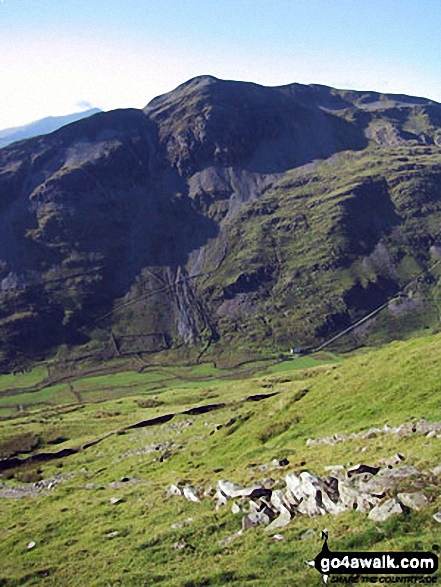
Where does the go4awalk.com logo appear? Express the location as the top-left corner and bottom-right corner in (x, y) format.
(306, 532), (439, 584)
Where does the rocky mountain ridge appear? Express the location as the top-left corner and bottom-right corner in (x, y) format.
(1, 76), (441, 368)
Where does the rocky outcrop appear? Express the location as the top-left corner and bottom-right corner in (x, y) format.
(306, 419), (441, 446)
(168, 458), (438, 538)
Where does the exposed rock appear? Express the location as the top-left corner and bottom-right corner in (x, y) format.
(182, 485), (200, 503)
(27, 541), (36, 550)
(379, 454), (405, 468)
(416, 419), (441, 435)
(231, 502), (241, 515)
(264, 508), (291, 532)
(397, 492), (428, 511)
(377, 465), (419, 480)
(300, 528), (317, 540)
(109, 497), (123, 505)
(347, 464), (380, 478)
(363, 429), (380, 440)
(171, 517), (194, 530)
(271, 534), (284, 541)
(219, 530), (243, 547)
(285, 472), (326, 516)
(270, 489), (294, 514)
(242, 510), (272, 531)
(168, 484), (181, 496)
(433, 513), (441, 523)
(432, 466), (441, 476)
(368, 498), (403, 522)
(106, 531), (119, 538)
(306, 420), (441, 446)
(216, 479), (270, 501)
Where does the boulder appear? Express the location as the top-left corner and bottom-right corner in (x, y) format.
(264, 508), (291, 532)
(368, 498), (403, 522)
(379, 454), (405, 468)
(347, 464), (380, 478)
(270, 489), (294, 514)
(217, 479), (265, 500)
(397, 492), (428, 511)
(183, 485), (200, 503)
(231, 502), (241, 515)
(416, 419), (441, 435)
(394, 422), (415, 437)
(285, 472), (326, 516)
(433, 513), (441, 523)
(242, 510), (272, 531)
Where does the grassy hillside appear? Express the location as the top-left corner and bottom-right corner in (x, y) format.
(0, 334), (440, 585)
(202, 145), (441, 354)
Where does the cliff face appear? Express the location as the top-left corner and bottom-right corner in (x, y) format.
(1, 76), (441, 367)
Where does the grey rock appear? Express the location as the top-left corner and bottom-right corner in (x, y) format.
(300, 528), (317, 540)
(394, 422), (415, 437)
(432, 466), (441, 476)
(217, 479), (263, 499)
(242, 510), (271, 531)
(219, 530), (243, 547)
(433, 513), (441, 523)
(379, 454), (405, 468)
(368, 498), (403, 522)
(270, 489), (294, 514)
(397, 492), (428, 511)
(271, 534), (284, 541)
(416, 419), (441, 435)
(347, 464), (380, 478)
(377, 465), (419, 479)
(231, 502), (241, 515)
(285, 472), (326, 516)
(169, 484), (181, 496)
(264, 508), (291, 532)
(363, 428), (381, 440)
(183, 485), (200, 503)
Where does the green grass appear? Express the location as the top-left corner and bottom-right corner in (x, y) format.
(200, 144), (441, 355)
(0, 365), (49, 391)
(0, 332), (440, 585)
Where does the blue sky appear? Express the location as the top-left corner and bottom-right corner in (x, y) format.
(1, 0), (440, 128)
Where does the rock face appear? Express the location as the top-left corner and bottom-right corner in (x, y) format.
(1, 76), (441, 367)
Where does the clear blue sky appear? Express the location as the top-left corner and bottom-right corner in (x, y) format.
(1, 0), (440, 128)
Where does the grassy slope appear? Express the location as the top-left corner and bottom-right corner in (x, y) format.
(0, 334), (440, 585)
(203, 145), (441, 354)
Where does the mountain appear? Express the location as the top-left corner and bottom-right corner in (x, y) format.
(0, 76), (441, 370)
(0, 109), (102, 149)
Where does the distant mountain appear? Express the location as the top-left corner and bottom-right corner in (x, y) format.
(1, 76), (441, 369)
(0, 109), (102, 149)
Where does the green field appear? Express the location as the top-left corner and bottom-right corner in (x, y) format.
(0, 335), (440, 585)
